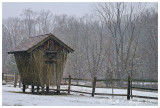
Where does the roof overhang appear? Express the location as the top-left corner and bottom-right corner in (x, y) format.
(7, 33), (74, 54)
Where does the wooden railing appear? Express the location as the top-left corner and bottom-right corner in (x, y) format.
(63, 75), (158, 100)
(2, 74), (158, 100)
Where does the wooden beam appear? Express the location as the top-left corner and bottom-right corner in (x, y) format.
(132, 95), (158, 100)
(57, 86), (60, 95)
(92, 77), (97, 97)
(127, 76), (131, 100)
(68, 75), (71, 94)
(37, 86), (39, 94)
(46, 86), (49, 94)
(32, 85), (35, 94)
(23, 84), (26, 93)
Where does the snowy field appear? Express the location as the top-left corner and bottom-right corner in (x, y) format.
(2, 84), (158, 106)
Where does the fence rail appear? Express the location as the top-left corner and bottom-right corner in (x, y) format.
(2, 74), (158, 100)
(70, 90), (92, 95)
(97, 79), (128, 82)
(94, 93), (127, 97)
(132, 95), (158, 100)
(63, 75), (158, 100)
(132, 87), (158, 91)
(71, 84), (92, 88)
(63, 78), (92, 81)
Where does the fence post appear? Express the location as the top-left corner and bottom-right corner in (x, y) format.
(68, 75), (71, 94)
(46, 86), (49, 94)
(37, 86), (39, 94)
(2, 73), (4, 80)
(127, 75), (131, 100)
(130, 77), (133, 99)
(23, 84), (26, 93)
(42, 86), (45, 95)
(18, 75), (21, 88)
(32, 85), (35, 94)
(5, 74), (7, 82)
(57, 85), (60, 95)
(92, 77), (97, 97)
(14, 73), (18, 87)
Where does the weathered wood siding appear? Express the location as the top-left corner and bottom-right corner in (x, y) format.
(14, 39), (68, 87)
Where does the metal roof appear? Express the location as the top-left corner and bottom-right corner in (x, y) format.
(8, 33), (74, 54)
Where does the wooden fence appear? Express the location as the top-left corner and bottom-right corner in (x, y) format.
(63, 75), (158, 100)
(2, 73), (21, 87)
(2, 74), (158, 100)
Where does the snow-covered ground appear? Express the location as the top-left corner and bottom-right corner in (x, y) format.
(2, 84), (158, 106)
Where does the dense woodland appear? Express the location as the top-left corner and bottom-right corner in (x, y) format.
(2, 3), (158, 81)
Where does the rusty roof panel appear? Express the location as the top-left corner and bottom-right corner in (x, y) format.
(8, 33), (74, 54)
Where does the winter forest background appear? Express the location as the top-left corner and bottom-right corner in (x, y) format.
(2, 2), (158, 81)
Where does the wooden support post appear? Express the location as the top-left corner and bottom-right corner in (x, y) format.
(18, 75), (21, 88)
(42, 86), (44, 95)
(68, 75), (71, 94)
(26, 85), (28, 89)
(46, 86), (49, 94)
(5, 75), (7, 82)
(23, 84), (26, 93)
(32, 85), (35, 94)
(111, 79), (114, 98)
(57, 85), (60, 95)
(14, 73), (18, 87)
(127, 75), (131, 100)
(92, 77), (97, 97)
(2, 73), (4, 80)
(130, 78), (133, 99)
(37, 86), (39, 94)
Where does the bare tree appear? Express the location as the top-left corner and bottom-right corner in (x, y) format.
(83, 15), (108, 79)
(94, 2), (146, 80)
(36, 10), (53, 34)
(20, 8), (37, 36)
(138, 9), (158, 80)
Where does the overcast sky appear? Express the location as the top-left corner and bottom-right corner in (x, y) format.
(2, 2), (157, 19)
(2, 2), (93, 19)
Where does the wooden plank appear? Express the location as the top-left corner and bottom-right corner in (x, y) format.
(96, 79), (157, 83)
(132, 95), (158, 100)
(46, 86), (49, 94)
(71, 84), (92, 88)
(37, 86), (40, 94)
(49, 89), (68, 91)
(32, 85), (35, 94)
(2, 73), (4, 80)
(100, 87), (127, 89)
(14, 73), (18, 87)
(70, 90), (92, 95)
(57, 86), (60, 95)
(61, 84), (68, 85)
(94, 93), (127, 96)
(68, 75), (71, 94)
(92, 77), (97, 97)
(45, 50), (57, 53)
(72, 78), (92, 81)
(44, 60), (57, 62)
(42, 86), (44, 95)
(63, 78), (92, 81)
(18, 75), (21, 88)
(132, 87), (158, 91)
(59, 89), (68, 91)
(132, 79), (158, 82)
(23, 84), (26, 93)
(62, 78), (69, 80)
(97, 79), (128, 82)
(127, 75), (131, 100)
